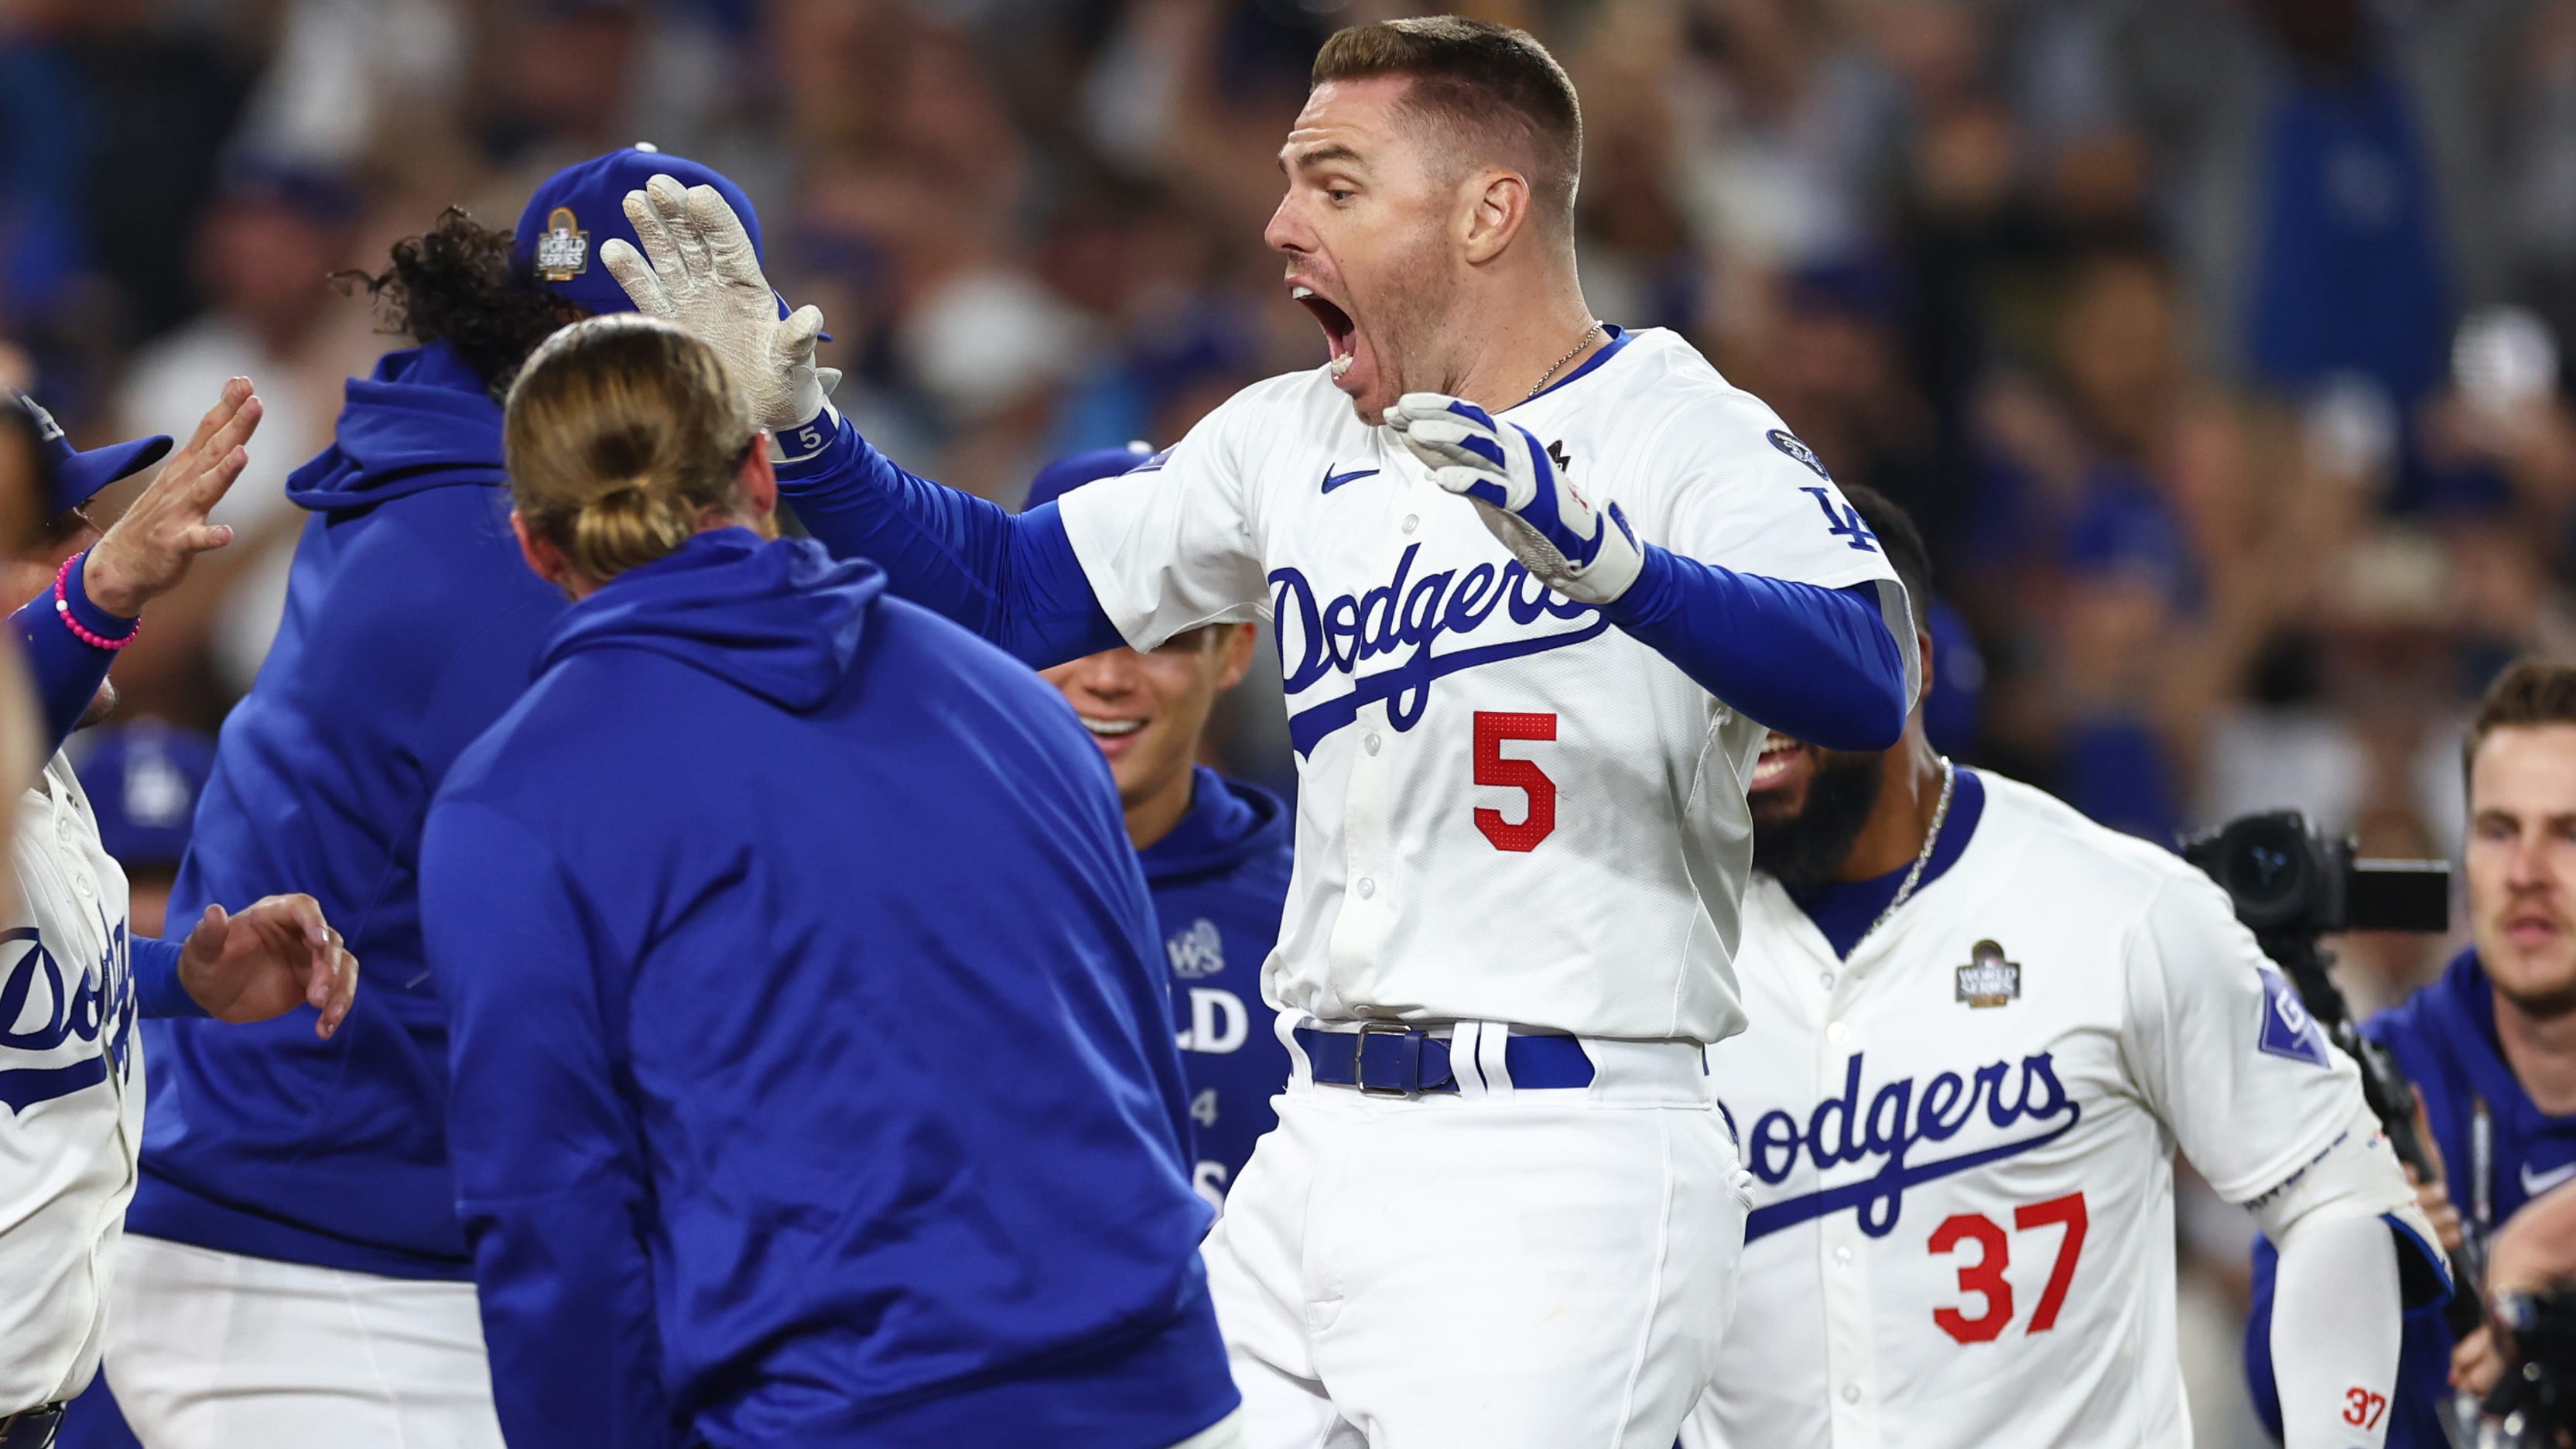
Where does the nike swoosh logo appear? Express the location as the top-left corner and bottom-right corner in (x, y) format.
(2523, 1160), (2576, 1197)
(1321, 466), (1380, 494)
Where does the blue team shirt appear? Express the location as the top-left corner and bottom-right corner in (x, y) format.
(2246, 948), (2576, 1444)
(1141, 766), (1294, 1205)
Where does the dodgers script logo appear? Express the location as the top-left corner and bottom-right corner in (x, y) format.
(1271, 543), (1607, 755)
(0, 920), (136, 1115)
(1733, 1050), (2082, 1242)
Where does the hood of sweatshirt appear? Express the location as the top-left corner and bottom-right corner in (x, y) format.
(284, 341), (505, 511)
(540, 529), (885, 713)
(1138, 766), (1290, 885)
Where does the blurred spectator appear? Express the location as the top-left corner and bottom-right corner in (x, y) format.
(65, 721), (214, 938)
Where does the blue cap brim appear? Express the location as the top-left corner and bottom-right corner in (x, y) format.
(57, 435), (173, 515)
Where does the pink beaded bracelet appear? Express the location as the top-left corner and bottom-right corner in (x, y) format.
(54, 552), (138, 652)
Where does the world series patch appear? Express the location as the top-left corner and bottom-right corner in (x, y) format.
(1767, 429), (1831, 480)
(1955, 939), (2020, 1008)
(535, 206), (590, 280)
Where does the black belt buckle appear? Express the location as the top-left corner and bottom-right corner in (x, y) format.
(1353, 1023), (1423, 1097)
(0, 1403), (64, 1449)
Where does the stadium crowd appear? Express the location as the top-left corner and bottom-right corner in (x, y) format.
(8, 0), (2575, 1442)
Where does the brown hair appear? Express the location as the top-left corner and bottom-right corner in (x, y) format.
(339, 207), (587, 401)
(2466, 659), (2576, 777)
(503, 314), (756, 584)
(1311, 17), (1582, 238)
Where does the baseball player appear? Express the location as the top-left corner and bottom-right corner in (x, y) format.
(1681, 486), (2442, 1449)
(611, 18), (1916, 1444)
(1025, 447), (1295, 1212)
(420, 313), (1237, 1448)
(2, 385), (357, 1449)
(2243, 658), (2576, 1447)
(97, 149), (789, 1449)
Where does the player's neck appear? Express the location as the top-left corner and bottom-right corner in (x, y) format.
(1835, 735), (1946, 882)
(1125, 766), (1198, 853)
(2495, 988), (2576, 1116)
(1440, 274), (1604, 413)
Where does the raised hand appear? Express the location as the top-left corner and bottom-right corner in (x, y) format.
(83, 377), (262, 617)
(597, 175), (839, 432)
(1386, 392), (1645, 607)
(177, 893), (359, 1039)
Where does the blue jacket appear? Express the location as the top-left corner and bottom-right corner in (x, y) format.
(1146, 766), (1293, 1203)
(2245, 949), (2576, 1444)
(419, 529), (1235, 1449)
(127, 341), (566, 1277)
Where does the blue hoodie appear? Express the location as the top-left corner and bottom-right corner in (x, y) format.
(2243, 948), (2576, 1445)
(419, 529), (1233, 1449)
(125, 340), (568, 1277)
(1145, 766), (1293, 1204)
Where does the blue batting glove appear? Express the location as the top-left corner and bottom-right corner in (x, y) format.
(1387, 392), (1646, 606)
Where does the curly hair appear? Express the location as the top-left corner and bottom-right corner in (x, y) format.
(340, 208), (587, 400)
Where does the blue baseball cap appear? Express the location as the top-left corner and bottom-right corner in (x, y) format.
(515, 145), (802, 326)
(74, 721), (217, 869)
(1021, 442), (1155, 513)
(13, 393), (171, 517)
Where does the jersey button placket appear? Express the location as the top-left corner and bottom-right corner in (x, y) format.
(1815, 976), (1877, 1449)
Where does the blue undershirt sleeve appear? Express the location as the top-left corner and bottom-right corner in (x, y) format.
(11, 555), (138, 757)
(129, 933), (209, 1019)
(775, 412), (1123, 667)
(1598, 543), (1907, 751)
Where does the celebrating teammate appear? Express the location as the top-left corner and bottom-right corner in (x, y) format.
(1025, 447), (1294, 1211)
(89, 149), (774, 1448)
(2245, 659), (2576, 1445)
(1681, 487), (2441, 1449)
(421, 313), (1237, 1449)
(612, 16), (1914, 1444)
(2, 385), (357, 1449)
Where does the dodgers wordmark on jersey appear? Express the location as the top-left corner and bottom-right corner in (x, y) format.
(0, 754), (139, 1415)
(1684, 770), (2384, 1449)
(1057, 327), (1914, 1043)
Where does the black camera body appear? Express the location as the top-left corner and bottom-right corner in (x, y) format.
(2180, 810), (2450, 938)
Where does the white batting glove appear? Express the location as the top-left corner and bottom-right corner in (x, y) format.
(597, 174), (840, 433)
(1387, 392), (1646, 606)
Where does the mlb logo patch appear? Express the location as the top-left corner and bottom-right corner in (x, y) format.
(1767, 429), (1831, 480)
(2256, 969), (2331, 1067)
(1955, 940), (2020, 1008)
(535, 207), (590, 280)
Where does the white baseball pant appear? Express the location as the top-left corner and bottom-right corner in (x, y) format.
(1204, 1025), (1749, 1449)
(101, 1235), (504, 1449)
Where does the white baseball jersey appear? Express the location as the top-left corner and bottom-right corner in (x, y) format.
(1059, 327), (1914, 1043)
(1684, 770), (2380, 1449)
(0, 752), (139, 1413)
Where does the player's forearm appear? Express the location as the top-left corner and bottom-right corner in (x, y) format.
(776, 409), (1121, 666)
(465, 1196), (667, 1449)
(9, 559), (137, 757)
(128, 933), (210, 1019)
(1599, 545), (1907, 749)
(2270, 1214), (2405, 1447)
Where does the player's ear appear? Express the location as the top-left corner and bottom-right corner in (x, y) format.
(511, 510), (579, 597)
(1216, 622), (1259, 690)
(738, 433), (779, 522)
(1460, 169), (1529, 266)
(1914, 628), (1937, 710)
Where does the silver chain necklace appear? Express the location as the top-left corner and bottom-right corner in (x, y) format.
(1856, 758), (1956, 951)
(1523, 320), (1603, 402)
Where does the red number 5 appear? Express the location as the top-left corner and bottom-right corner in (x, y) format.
(1473, 712), (1558, 851)
(1928, 1191), (2089, 1345)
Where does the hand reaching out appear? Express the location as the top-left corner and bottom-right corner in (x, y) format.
(178, 893), (359, 1039)
(84, 377), (262, 618)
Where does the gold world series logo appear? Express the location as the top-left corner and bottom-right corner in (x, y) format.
(1955, 939), (2021, 1008)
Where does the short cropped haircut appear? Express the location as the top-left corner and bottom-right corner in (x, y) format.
(2466, 659), (2576, 778)
(1835, 481), (1932, 618)
(1312, 17), (1582, 237)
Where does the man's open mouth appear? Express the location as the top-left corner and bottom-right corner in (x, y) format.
(1291, 284), (1358, 379)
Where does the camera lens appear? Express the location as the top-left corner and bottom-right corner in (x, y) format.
(2221, 816), (2311, 930)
